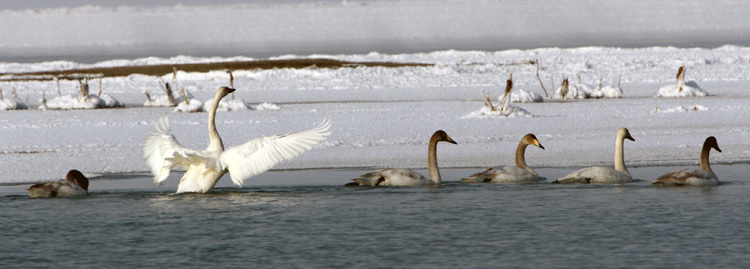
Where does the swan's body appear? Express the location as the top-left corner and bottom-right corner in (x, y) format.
(653, 137), (721, 186)
(466, 76), (532, 118)
(498, 89), (543, 103)
(144, 86), (332, 193)
(348, 130), (457, 186)
(144, 82), (178, 107)
(590, 77), (623, 98)
(555, 128), (635, 184)
(173, 98), (204, 113)
(46, 94), (105, 110)
(463, 134), (545, 183)
(657, 66), (707, 97)
(589, 85), (623, 98)
(144, 95), (178, 107)
(554, 78), (590, 99)
(27, 170), (89, 198)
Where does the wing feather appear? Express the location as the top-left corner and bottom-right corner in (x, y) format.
(142, 115), (197, 185)
(220, 119), (332, 186)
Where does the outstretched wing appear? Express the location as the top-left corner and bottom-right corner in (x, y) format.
(220, 119), (332, 186)
(142, 115), (196, 185)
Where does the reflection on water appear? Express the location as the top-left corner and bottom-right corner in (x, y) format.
(1, 165), (748, 267)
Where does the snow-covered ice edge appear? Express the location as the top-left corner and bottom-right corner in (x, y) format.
(1, 46), (749, 184)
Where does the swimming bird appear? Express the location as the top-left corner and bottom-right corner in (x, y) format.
(652, 136), (721, 186)
(347, 130), (457, 186)
(462, 134), (545, 183)
(27, 170), (89, 198)
(143, 86), (332, 194)
(554, 128), (635, 184)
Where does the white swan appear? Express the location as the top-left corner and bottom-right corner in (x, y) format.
(347, 130), (457, 186)
(589, 77), (623, 98)
(464, 76), (532, 118)
(143, 86), (332, 193)
(653, 136), (721, 186)
(656, 66), (707, 97)
(554, 78), (589, 99)
(144, 82), (178, 107)
(27, 170), (89, 198)
(498, 89), (543, 103)
(462, 133), (545, 183)
(555, 127), (635, 184)
(46, 80), (107, 110)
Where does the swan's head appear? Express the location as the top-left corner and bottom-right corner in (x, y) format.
(66, 169), (89, 191)
(676, 65), (685, 80)
(618, 127), (635, 142)
(433, 130), (457, 145)
(523, 133), (545, 149)
(217, 86), (236, 99)
(505, 74), (513, 94)
(705, 136), (721, 153)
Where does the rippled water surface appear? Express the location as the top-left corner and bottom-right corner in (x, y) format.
(2, 165), (749, 268)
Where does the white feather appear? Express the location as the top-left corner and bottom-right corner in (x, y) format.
(142, 115), (196, 185)
(220, 119), (332, 186)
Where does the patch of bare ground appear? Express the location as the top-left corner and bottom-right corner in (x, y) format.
(0, 58), (433, 81)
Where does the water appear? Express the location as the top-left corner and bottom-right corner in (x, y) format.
(2, 165), (749, 268)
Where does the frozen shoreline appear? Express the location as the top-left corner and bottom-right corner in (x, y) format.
(1, 46), (750, 184)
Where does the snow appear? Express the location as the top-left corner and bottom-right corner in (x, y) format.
(0, 99), (25, 110)
(203, 98), (251, 112)
(656, 105), (709, 113)
(462, 105), (532, 119)
(1, 1), (750, 184)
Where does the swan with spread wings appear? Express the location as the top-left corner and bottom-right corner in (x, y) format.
(143, 86), (332, 193)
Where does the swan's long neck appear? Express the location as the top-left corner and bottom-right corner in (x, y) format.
(700, 142), (713, 173)
(677, 67), (686, 88)
(515, 142), (536, 175)
(614, 134), (630, 176)
(427, 135), (442, 184)
(207, 93), (225, 151)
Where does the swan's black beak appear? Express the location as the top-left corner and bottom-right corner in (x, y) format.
(227, 87), (236, 93)
(626, 134), (635, 141)
(537, 143), (545, 150)
(715, 145), (722, 152)
(446, 137), (458, 145)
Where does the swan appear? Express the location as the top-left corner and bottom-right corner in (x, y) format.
(144, 82), (178, 107)
(652, 136), (721, 186)
(45, 80), (106, 110)
(656, 66), (707, 97)
(143, 86), (332, 193)
(554, 77), (589, 99)
(554, 127), (635, 184)
(465, 75), (532, 118)
(27, 170), (89, 198)
(347, 130), (457, 186)
(462, 133), (545, 183)
(589, 77), (623, 98)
